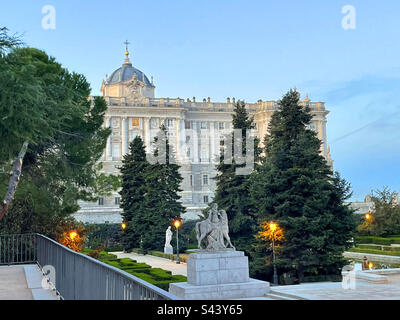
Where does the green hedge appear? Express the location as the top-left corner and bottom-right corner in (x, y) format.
(348, 247), (400, 256)
(355, 236), (400, 245)
(358, 244), (382, 250)
(100, 258), (187, 290)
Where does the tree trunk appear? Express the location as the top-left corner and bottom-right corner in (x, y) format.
(297, 264), (304, 284)
(0, 141), (29, 221)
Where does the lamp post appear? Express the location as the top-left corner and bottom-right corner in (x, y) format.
(173, 219), (182, 264)
(270, 222), (279, 286)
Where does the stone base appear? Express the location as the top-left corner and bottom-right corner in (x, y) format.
(187, 250), (249, 285)
(169, 278), (270, 300)
(169, 250), (270, 299)
(164, 246), (173, 254)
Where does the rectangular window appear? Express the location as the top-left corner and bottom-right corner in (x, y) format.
(185, 120), (191, 129)
(115, 197), (120, 205)
(112, 144), (120, 160)
(201, 121), (207, 129)
(219, 122), (225, 130)
(203, 195), (209, 203)
(203, 175), (209, 185)
(201, 149), (209, 161)
(190, 175), (193, 186)
(220, 135), (225, 146)
(98, 198), (104, 206)
(131, 118), (140, 127)
(167, 119), (174, 128)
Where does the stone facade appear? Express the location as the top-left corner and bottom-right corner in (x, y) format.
(74, 49), (332, 223)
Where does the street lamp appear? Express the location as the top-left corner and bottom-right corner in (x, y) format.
(121, 222), (127, 230)
(173, 219), (182, 264)
(69, 231), (78, 241)
(270, 222), (279, 286)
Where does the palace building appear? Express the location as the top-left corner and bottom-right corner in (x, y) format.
(73, 47), (333, 223)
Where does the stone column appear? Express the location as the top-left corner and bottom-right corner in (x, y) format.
(179, 119), (185, 161)
(175, 118), (184, 161)
(144, 117), (151, 153)
(104, 116), (110, 160)
(121, 116), (127, 156)
(108, 117), (113, 160)
(193, 121), (198, 163)
(210, 121), (215, 163)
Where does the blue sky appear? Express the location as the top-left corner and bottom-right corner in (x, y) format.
(1, 0), (399, 201)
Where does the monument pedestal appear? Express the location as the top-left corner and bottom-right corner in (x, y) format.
(169, 251), (270, 300)
(164, 245), (173, 254)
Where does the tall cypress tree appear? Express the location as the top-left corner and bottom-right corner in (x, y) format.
(212, 100), (261, 252)
(141, 125), (185, 252)
(119, 136), (148, 251)
(250, 89), (356, 283)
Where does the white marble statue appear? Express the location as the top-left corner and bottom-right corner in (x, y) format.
(195, 204), (235, 251)
(164, 226), (173, 254)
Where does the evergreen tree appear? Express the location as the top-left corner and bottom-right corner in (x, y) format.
(212, 100), (261, 252)
(140, 125), (185, 252)
(119, 136), (148, 251)
(250, 89), (356, 283)
(0, 42), (118, 237)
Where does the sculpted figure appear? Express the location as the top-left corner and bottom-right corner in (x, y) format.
(195, 203), (235, 251)
(165, 226), (172, 247)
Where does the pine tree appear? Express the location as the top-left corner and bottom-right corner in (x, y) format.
(250, 89), (356, 283)
(212, 100), (261, 252)
(140, 125), (185, 252)
(119, 136), (148, 251)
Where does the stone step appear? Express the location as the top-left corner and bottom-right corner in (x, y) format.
(268, 290), (307, 300)
(265, 293), (293, 300)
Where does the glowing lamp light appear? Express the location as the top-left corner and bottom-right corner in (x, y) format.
(173, 219), (182, 229)
(365, 213), (371, 220)
(121, 222), (127, 230)
(368, 262), (374, 270)
(69, 231), (78, 240)
(269, 222), (277, 232)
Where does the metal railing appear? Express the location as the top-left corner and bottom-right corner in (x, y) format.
(0, 233), (180, 300)
(0, 233), (36, 265)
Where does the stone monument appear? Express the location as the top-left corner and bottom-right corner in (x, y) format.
(169, 204), (270, 299)
(164, 226), (173, 254)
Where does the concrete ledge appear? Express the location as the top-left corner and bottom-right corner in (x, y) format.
(342, 270), (388, 284)
(169, 278), (270, 300)
(344, 251), (400, 264)
(23, 265), (58, 300)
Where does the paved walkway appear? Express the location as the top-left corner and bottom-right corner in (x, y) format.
(270, 273), (400, 300)
(111, 252), (187, 276)
(0, 265), (58, 300)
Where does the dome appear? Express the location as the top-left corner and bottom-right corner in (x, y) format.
(107, 62), (153, 87)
